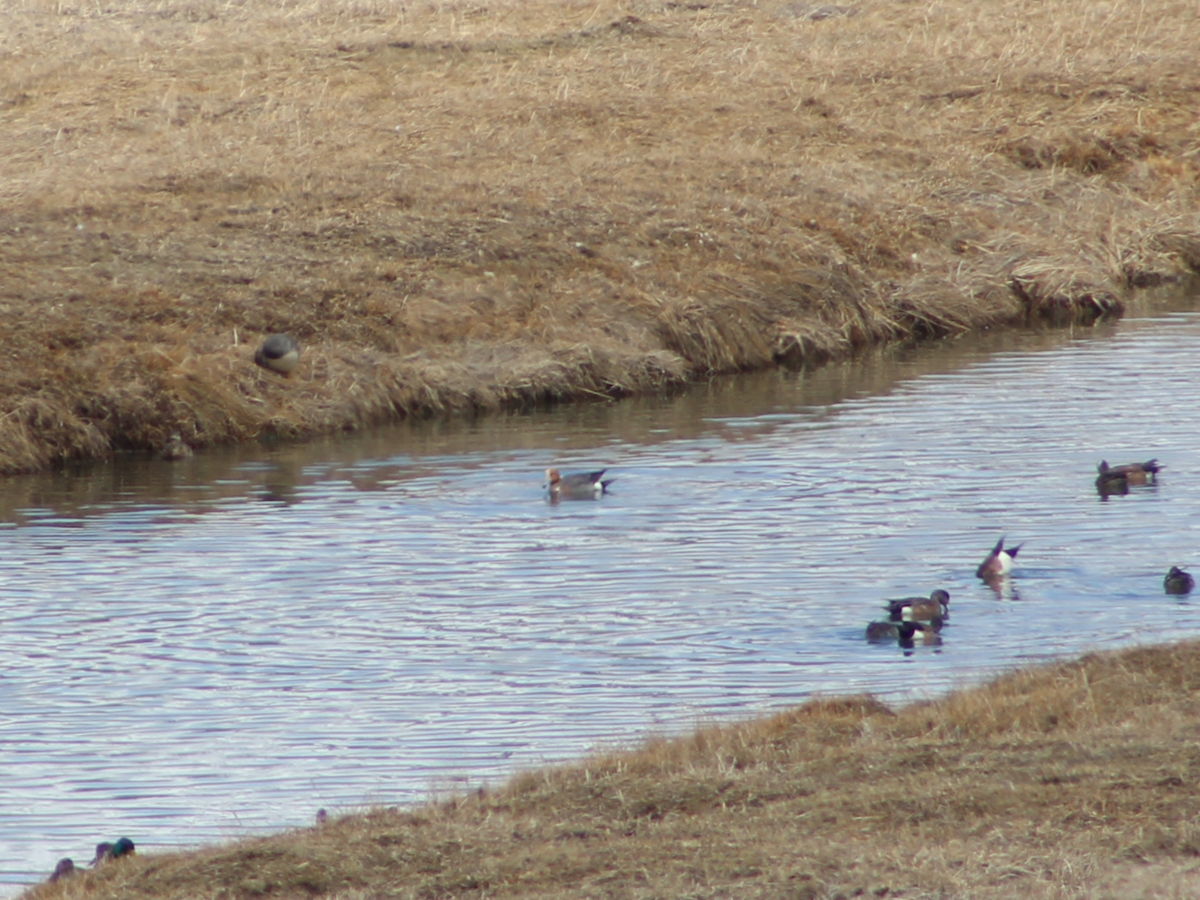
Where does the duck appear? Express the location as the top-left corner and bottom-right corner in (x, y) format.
(885, 589), (950, 622)
(1165, 567), (1195, 595)
(544, 468), (614, 501)
(899, 620), (943, 648)
(48, 859), (76, 883)
(90, 837), (135, 867)
(254, 334), (302, 375)
(1095, 458), (1161, 492)
(866, 618), (942, 645)
(976, 536), (1023, 579)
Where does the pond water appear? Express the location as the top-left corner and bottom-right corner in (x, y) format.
(4, 296), (1200, 888)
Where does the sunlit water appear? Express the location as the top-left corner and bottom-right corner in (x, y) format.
(4, 301), (1200, 888)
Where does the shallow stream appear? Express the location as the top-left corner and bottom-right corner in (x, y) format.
(4, 298), (1200, 888)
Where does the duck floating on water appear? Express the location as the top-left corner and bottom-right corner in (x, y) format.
(1165, 566), (1195, 595)
(976, 536), (1023, 580)
(885, 589), (950, 622)
(545, 468), (614, 501)
(48, 859), (76, 883)
(866, 619), (942, 646)
(90, 837), (135, 867)
(1095, 458), (1161, 495)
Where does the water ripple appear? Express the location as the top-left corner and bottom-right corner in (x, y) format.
(5, 309), (1200, 887)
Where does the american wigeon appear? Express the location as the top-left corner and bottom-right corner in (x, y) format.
(545, 468), (614, 501)
(899, 620), (943, 648)
(976, 536), (1022, 579)
(254, 333), (302, 375)
(1165, 567), (1195, 595)
(866, 618), (943, 645)
(1095, 458), (1161, 492)
(885, 589), (950, 622)
(90, 837), (135, 867)
(48, 859), (76, 883)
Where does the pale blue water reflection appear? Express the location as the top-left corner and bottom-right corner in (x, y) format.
(4, 305), (1200, 887)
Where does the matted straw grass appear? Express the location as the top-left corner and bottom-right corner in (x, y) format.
(28, 640), (1200, 899)
(2, 0), (1199, 472)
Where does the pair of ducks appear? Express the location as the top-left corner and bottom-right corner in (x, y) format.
(866, 536), (1023, 648)
(1095, 460), (1194, 593)
(47, 837), (135, 883)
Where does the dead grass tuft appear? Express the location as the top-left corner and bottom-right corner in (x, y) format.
(29, 640), (1200, 900)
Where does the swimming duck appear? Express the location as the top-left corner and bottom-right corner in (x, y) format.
(48, 859), (76, 883)
(899, 620), (943, 648)
(1165, 567), (1195, 595)
(1095, 458), (1161, 493)
(885, 589), (950, 622)
(90, 837), (135, 866)
(866, 618), (943, 644)
(976, 536), (1023, 579)
(254, 334), (302, 375)
(545, 468), (614, 501)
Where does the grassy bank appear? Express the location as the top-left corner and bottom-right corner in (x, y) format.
(2, 0), (1198, 473)
(28, 639), (1200, 899)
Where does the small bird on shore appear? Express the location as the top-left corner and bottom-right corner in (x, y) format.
(91, 837), (135, 866)
(976, 536), (1023, 580)
(254, 333), (302, 375)
(899, 619), (943, 648)
(885, 589), (950, 622)
(48, 859), (76, 883)
(316, 808), (329, 826)
(1095, 458), (1161, 494)
(1165, 567), (1195, 595)
(545, 468), (614, 501)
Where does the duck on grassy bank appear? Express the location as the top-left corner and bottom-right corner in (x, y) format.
(254, 334), (302, 376)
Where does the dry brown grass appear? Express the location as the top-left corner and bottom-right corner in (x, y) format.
(29, 639), (1200, 900)
(2, 0), (1199, 473)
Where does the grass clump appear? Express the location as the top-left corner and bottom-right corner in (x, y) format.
(2, 0), (1199, 473)
(30, 640), (1200, 899)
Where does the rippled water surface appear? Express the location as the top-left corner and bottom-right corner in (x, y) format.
(5, 303), (1200, 887)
